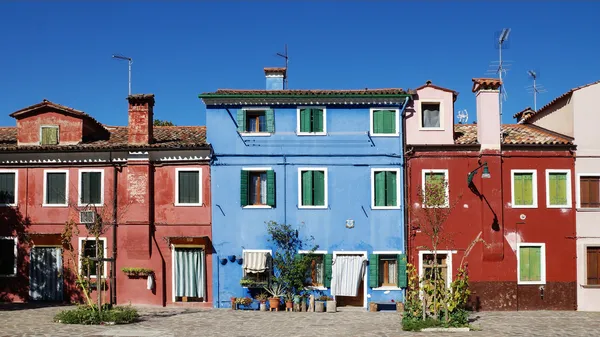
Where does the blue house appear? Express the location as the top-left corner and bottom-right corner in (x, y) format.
(200, 67), (411, 309)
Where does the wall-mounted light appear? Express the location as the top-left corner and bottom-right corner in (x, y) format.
(467, 162), (491, 185)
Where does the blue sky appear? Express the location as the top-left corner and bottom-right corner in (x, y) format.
(1, 1), (599, 127)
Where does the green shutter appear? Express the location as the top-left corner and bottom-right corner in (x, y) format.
(519, 246), (530, 281)
(47, 172), (66, 204)
(549, 173), (567, 205)
(41, 127), (58, 145)
(373, 110), (384, 134)
(178, 171), (199, 204)
(385, 171), (397, 207)
(313, 171), (325, 206)
(513, 174), (524, 205)
(397, 254), (407, 288)
(300, 108), (311, 133)
(313, 109), (324, 133)
(266, 170), (275, 206)
(266, 109), (275, 133)
(523, 174), (534, 205)
(520, 246), (542, 282)
(81, 172), (101, 205)
(301, 170), (313, 206)
(383, 110), (396, 134)
(0, 173), (15, 204)
(236, 109), (246, 132)
(369, 254), (379, 288)
(240, 170), (249, 207)
(324, 254), (333, 288)
(374, 171), (386, 207)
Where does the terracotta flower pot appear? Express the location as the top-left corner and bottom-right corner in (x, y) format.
(285, 301), (293, 310)
(268, 297), (280, 311)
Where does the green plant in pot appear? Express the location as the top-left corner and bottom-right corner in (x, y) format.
(284, 292), (294, 310)
(264, 284), (285, 311)
(255, 292), (269, 311)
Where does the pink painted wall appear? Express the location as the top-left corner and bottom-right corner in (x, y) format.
(475, 90), (501, 150)
(406, 86), (455, 145)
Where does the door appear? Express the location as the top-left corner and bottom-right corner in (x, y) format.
(337, 278), (364, 307)
(332, 253), (366, 307)
(173, 248), (206, 302)
(30, 247), (63, 301)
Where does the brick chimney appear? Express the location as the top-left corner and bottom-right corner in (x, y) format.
(264, 67), (286, 90)
(472, 78), (502, 151)
(127, 94), (154, 145)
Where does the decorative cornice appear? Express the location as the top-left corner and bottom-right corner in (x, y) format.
(202, 97), (409, 106)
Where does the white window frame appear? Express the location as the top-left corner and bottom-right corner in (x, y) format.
(78, 169), (104, 207)
(0, 169), (18, 207)
(371, 168), (401, 210)
(175, 168), (203, 206)
(239, 107), (272, 137)
(576, 173), (600, 210)
(39, 125), (60, 145)
(296, 106), (327, 136)
(297, 167), (329, 209)
(369, 108), (400, 137)
(421, 169), (449, 208)
(372, 250), (403, 290)
(43, 169), (69, 207)
(418, 250), (455, 289)
(418, 100), (444, 130)
(242, 167), (273, 209)
(516, 242), (546, 285)
(298, 250), (328, 290)
(511, 169), (538, 209)
(241, 249), (273, 288)
(78, 237), (108, 278)
(545, 169), (572, 208)
(0, 236), (18, 277)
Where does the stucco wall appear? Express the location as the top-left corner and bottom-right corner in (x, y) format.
(406, 87), (454, 145)
(16, 112), (84, 146)
(529, 96), (574, 138)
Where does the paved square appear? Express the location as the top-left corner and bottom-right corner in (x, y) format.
(1, 305), (600, 336)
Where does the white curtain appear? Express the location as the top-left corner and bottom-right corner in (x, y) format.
(331, 255), (366, 296)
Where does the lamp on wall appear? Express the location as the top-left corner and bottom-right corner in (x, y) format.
(467, 162), (491, 185)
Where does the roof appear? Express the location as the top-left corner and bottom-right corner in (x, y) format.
(415, 80), (458, 102)
(471, 78), (503, 93)
(518, 80), (600, 123)
(512, 106), (536, 120)
(10, 99), (107, 131)
(200, 88), (413, 97)
(264, 67), (287, 76)
(0, 126), (207, 152)
(454, 124), (572, 145)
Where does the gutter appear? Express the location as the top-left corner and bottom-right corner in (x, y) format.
(199, 93), (413, 100)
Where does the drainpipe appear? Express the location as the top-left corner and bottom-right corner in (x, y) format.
(111, 152), (119, 306)
(283, 154), (287, 225)
(399, 96), (411, 263)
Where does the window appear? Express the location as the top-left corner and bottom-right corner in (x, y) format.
(517, 243), (546, 285)
(587, 247), (600, 285)
(237, 108), (274, 134)
(241, 250), (272, 287)
(546, 170), (571, 208)
(371, 169), (400, 209)
(579, 175), (600, 208)
(240, 168), (275, 208)
(370, 108), (399, 136)
(511, 170), (537, 208)
(298, 168), (328, 208)
(297, 107), (326, 135)
(79, 238), (107, 278)
(175, 168), (202, 206)
(299, 251), (330, 288)
(78, 170), (103, 206)
(44, 170), (68, 206)
(0, 170), (17, 206)
(0, 237), (17, 277)
(40, 126), (59, 145)
(369, 252), (406, 289)
(418, 251), (453, 289)
(421, 170), (449, 208)
(421, 102), (441, 129)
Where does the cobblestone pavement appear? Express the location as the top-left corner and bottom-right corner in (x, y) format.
(1, 304), (600, 337)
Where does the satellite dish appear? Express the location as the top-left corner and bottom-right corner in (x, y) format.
(457, 109), (469, 124)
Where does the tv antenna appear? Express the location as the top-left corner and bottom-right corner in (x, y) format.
(457, 109), (469, 124)
(112, 54), (133, 95)
(525, 70), (547, 111)
(485, 28), (511, 140)
(276, 44), (289, 89)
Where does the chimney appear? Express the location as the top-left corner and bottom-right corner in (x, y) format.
(264, 67), (286, 90)
(127, 94), (155, 145)
(472, 78), (502, 151)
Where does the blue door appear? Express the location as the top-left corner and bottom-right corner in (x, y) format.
(30, 247), (63, 301)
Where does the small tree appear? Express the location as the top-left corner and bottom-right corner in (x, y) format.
(153, 119), (174, 126)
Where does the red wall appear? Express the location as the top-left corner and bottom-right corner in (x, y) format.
(16, 112), (83, 145)
(407, 149), (576, 310)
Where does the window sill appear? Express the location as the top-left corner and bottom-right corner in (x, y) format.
(78, 204), (104, 208)
(370, 133), (399, 137)
(0, 204), (17, 207)
(305, 286), (328, 290)
(511, 205), (538, 209)
(298, 205), (328, 210)
(517, 281), (546, 285)
(371, 206), (401, 210)
(546, 204), (571, 209)
(297, 132), (327, 136)
(42, 204), (68, 208)
(372, 286), (402, 291)
(239, 132), (272, 137)
(581, 284), (600, 289)
(243, 205), (273, 209)
(175, 203), (203, 207)
(576, 208), (600, 212)
(418, 127), (444, 131)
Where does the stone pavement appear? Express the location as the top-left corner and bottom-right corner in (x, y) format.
(1, 304), (600, 337)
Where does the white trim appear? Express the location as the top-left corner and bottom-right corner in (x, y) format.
(370, 168), (401, 209)
(171, 244), (175, 302)
(298, 250), (328, 254)
(296, 106), (327, 136)
(332, 251), (368, 308)
(78, 237), (108, 278)
(43, 169), (69, 207)
(545, 169), (572, 208)
(418, 250), (454, 289)
(516, 243), (546, 285)
(0, 236), (17, 277)
(369, 108), (400, 137)
(418, 100), (444, 130)
(39, 125), (60, 145)
(239, 133), (272, 137)
(240, 107), (273, 136)
(372, 250), (404, 290)
(421, 169), (449, 208)
(297, 167), (329, 209)
(511, 170), (538, 208)
(77, 169), (105, 207)
(175, 168), (203, 206)
(576, 173), (600, 210)
(0, 169), (18, 207)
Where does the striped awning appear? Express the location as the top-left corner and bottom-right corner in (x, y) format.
(243, 251), (269, 274)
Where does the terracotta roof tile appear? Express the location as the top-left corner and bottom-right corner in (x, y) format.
(9, 99), (107, 131)
(454, 124), (572, 145)
(471, 78), (503, 92)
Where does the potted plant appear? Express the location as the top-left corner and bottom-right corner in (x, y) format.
(284, 292), (294, 311)
(255, 292), (269, 311)
(121, 267), (153, 278)
(315, 295), (328, 312)
(326, 295), (336, 313)
(230, 297), (237, 310)
(240, 276), (268, 288)
(236, 297), (253, 309)
(264, 284), (285, 312)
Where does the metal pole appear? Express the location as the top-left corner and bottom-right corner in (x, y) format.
(128, 59), (132, 96)
(533, 76), (537, 111)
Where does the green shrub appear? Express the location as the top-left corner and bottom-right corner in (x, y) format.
(402, 317), (443, 331)
(54, 305), (139, 325)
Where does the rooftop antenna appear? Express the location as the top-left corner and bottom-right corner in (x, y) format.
(457, 109), (469, 124)
(276, 44), (289, 89)
(526, 70), (547, 111)
(112, 54), (133, 96)
(485, 28), (511, 140)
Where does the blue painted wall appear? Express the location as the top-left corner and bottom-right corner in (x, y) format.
(206, 104), (406, 308)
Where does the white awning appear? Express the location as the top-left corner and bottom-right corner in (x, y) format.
(243, 251), (269, 274)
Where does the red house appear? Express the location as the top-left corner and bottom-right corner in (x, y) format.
(0, 94), (213, 307)
(405, 79), (577, 310)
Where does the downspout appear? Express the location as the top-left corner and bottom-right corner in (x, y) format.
(283, 154), (287, 225)
(399, 96), (410, 264)
(111, 152), (119, 306)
